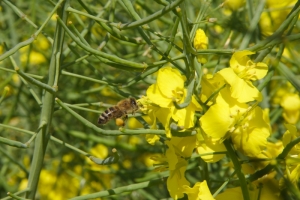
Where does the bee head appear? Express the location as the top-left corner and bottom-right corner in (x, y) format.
(130, 98), (139, 110)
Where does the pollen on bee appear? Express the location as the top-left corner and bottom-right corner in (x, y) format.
(116, 118), (125, 126)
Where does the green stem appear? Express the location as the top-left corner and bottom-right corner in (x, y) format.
(190, 1), (210, 39)
(67, 130), (137, 151)
(0, 0), (65, 61)
(120, 0), (184, 30)
(195, 49), (235, 55)
(277, 62), (300, 92)
(0, 123), (90, 158)
(56, 16), (146, 69)
(66, 6), (119, 28)
(274, 165), (300, 199)
(121, 17), (181, 88)
(16, 67), (57, 94)
(0, 146), (28, 176)
(247, 5), (300, 52)
(0, 66), (43, 79)
(8, 56), (42, 105)
(1, 189), (29, 200)
(136, 0), (173, 25)
(25, 1), (69, 198)
(0, 86), (9, 105)
(69, 3), (143, 44)
(0, 136), (27, 148)
(224, 139), (250, 200)
(69, 179), (164, 199)
(248, 136), (300, 182)
(2, 0), (38, 29)
(123, 0), (182, 69)
(239, 0), (265, 49)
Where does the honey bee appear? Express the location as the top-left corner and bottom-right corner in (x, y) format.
(98, 98), (139, 125)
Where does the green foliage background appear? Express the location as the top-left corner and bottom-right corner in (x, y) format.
(0, 0), (300, 199)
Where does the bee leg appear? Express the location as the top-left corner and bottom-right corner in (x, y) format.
(117, 112), (128, 127)
(116, 115), (127, 127)
(124, 114), (128, 123)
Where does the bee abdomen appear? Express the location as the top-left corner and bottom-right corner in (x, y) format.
(98, 115), (109, 124)
(98, 107), (125, 125)
(98, 107), (115, 124)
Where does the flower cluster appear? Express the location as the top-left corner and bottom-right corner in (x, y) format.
(139, 34), (294, 198)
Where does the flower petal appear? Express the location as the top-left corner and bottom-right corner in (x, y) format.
(169, 136), (196, 158)
(218, 68), (262, 102)
(157, 67), (186, 100)
(250, 62), (268, 80)
(231, 107), (270, 157)
(167, 162), (190, 199)
(182, 181), (214, 200)
(197, 137), (226, 163)
(200, 103), (233, 138)
(230, 50), (255, 74)
(147, 84), (173, 107)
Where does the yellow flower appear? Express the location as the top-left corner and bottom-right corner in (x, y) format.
(225, 0), (245, 11)
(200, 73), (226, 105)
(146, 67), (201, 137)
(168, 136), (196, 157)
(218, 50), (268, 102)
(270, 82), (295, 105)
(216, 178), (283, 200)
(167, 160), (190, 200)
(90, 144), (109, 159)
(196, 134), (226, 163)
(231, 106), (271, 157)
(127, 115), (152, 129)
(172, 96), (202, 128)
(12, 74), (21, 85)
(259, 0), (297, 36)
(279, 125), (300, 190)
(138, 96), (171, 141)
(20, 37), (48, 66)
(38, 168), (80, 200)
(34, 35), (50, 50)
(165, 136), (196, 199)
(280, 93), (300, 124)
(182, 181), (215, 200)
(143, 153), (162, 167)
(282, 124), (300, 155)
(230, 50), (268, 81)
(280, 163), (300, 190)
(200, 88), (270, 157)
(145, 134), (160, 145)
(147, 66), (186, 107)
(194, 29), (209, 63)
(252, 141), (283, 169)
(87, 144), (118, 172)
(200, 87), (248, 139)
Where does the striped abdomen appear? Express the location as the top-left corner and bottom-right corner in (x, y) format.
(98, 106), (125, 125)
